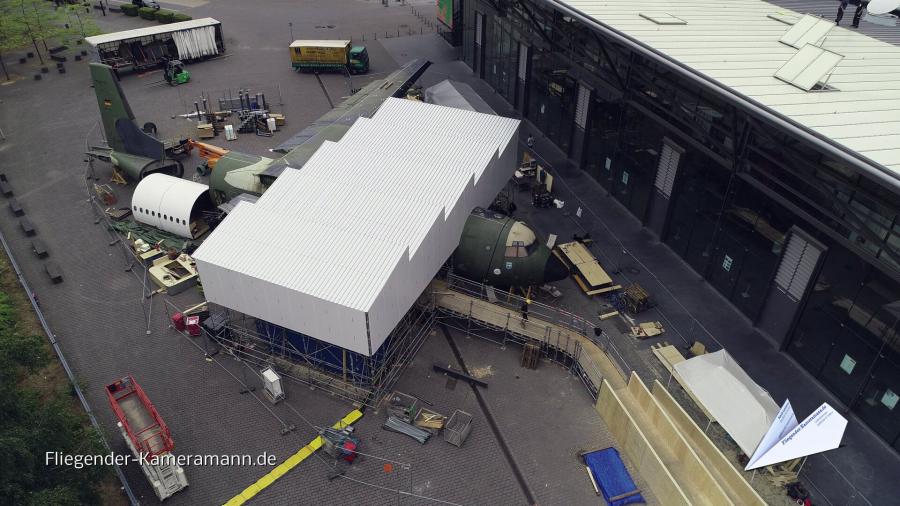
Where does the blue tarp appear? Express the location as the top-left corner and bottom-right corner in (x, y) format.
(583, 447), (645, 506)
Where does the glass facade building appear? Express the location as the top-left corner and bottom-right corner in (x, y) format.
(462, 0), (900, 449)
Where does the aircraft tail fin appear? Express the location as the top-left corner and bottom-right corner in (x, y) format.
(90, 63), (166, 162)
(90, 63), (134, 153)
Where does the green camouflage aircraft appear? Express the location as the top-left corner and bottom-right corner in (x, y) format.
(88, 61), (568, 288)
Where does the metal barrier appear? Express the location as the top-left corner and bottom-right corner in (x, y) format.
(0, 228), (139, 505)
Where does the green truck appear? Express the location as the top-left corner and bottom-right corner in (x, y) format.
(289, 40), (369, 74)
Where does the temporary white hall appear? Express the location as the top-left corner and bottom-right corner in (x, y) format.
(193, 98), (520, 356)
(86, 18), (221, 61)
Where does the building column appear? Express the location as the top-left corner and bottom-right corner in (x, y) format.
(570, 83), (592, 165)
(757, 227), (827, 347)
(474, 11), (485, 78)
(516, 42), (529, 114)
(645, 137), (684, 236)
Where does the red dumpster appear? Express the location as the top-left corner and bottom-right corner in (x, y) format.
(171, 312), (185, 331)
(186, 315), (201, 336)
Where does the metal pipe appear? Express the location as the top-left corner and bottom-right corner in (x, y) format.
(546, 0), (900, 193)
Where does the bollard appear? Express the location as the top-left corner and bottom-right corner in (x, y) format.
(34, 74), (42, 80)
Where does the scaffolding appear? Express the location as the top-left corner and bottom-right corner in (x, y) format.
(433, 272), (608, 399)
(198, 297), (435, 409)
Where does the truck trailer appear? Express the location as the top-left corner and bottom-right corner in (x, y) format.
(289, 40), (369, 74)
(86, 18), (225, 74)
(106, 375), (188, 501)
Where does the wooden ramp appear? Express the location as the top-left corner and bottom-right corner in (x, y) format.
(595, 373), (765, 506)
(431, 280), (625, 390)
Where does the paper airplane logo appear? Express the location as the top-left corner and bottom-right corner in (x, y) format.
(745, 401), (847, 471)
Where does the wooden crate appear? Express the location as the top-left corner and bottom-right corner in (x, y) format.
(521, 342), (540, 369)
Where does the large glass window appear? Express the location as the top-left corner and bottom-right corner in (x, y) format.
(664, 149), (731, 276)
(463, 0), (474, 67)
(706, 181), (788, 319)
(855, 357), (900, 447)
(749, 132), (900, 274)
(527, 47), (577, 153)
(584, 96), (623, 190)
(612, 107), (664, 220)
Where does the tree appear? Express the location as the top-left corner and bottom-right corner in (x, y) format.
(0, 287), (109, 504)
(0, 0), (100, 79)
(0, 1), (28, 80)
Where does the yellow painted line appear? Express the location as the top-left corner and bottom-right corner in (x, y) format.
(223, 409), (363, 506)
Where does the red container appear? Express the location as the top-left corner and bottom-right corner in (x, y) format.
(186, 315), (201, 336)
(171, 312), (185, 331)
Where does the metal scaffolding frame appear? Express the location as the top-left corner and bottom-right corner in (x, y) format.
(196, 298), (436, 409)
(433, 272), (605, 399)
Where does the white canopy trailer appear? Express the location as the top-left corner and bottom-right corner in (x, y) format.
(85, 18), (224, 72)
(132, 174), (213, 239)
(673, 350), (781, 456)
(193, 98), (519, 356)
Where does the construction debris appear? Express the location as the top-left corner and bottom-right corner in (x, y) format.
(109, 220), (198, 252)
(383, 416), (431, 444)
(413, 408), (446, 431)
(433, 363), (488, 388)
(386, 391), (419, 423)
(631, 321), (664, 339)
(598, 310), (619, 321)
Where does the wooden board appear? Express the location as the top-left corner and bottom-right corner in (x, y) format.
(556, 241), (613, 290)
(431, 279), (625, 390)
(586, 284), (622, 296)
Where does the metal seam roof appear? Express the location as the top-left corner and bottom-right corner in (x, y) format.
(554, 0), (900, 178)
(193, 98), (519, 355)
(85, 18), (220, 47)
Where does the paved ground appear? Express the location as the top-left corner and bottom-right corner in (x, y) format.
(374, 29), (900, 506)
(0, 2), (641, 506)
(3, 1), (899, 505)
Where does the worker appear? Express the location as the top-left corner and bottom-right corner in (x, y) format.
(520, 299), (530, 326)
(526, 134), (535, 148)
(836, 0), (866, 28)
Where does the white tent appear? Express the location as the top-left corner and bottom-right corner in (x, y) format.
(673, 350), (780, 456)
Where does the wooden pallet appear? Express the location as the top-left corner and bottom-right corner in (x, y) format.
(521, 342), (540, 369)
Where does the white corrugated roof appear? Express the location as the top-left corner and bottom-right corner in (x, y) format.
(289, 40), (351, 48)
(556, 0), (900, 173)
(193, 98), (519, 354)
(86, 18), (220, 47)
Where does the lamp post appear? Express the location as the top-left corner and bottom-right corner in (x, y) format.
(289, 22), (294, 42)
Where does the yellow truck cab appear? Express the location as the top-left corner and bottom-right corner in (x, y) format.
(289, 40), (369, 74)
